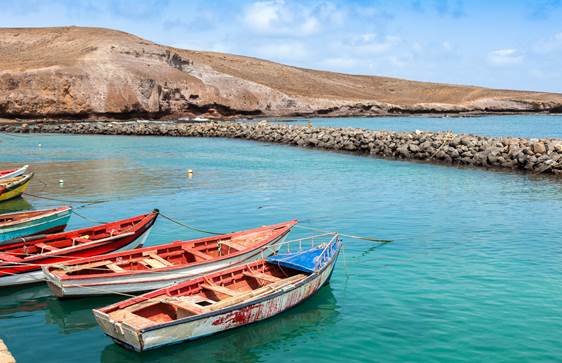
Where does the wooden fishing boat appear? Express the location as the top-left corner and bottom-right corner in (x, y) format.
(0, 173), (33, 202)
(0, 209), (159, 286)
(0, 165), (28, 180)
(93, 233), (341, 352)
(0, 206), (72, 244)
(43, 220), (298, 298)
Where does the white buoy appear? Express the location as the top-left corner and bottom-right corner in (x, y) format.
(59, 179), (64, 184)
(38, 143), (42, 148)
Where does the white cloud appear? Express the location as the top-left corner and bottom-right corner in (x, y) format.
(242, 0), (320, 36)
(487, 49), (524, 65)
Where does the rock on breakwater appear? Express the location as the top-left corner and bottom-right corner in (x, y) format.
(3, 120), (562, 176)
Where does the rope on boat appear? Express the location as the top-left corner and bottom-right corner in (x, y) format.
(158, 212), (225, 235)
(294, 224), (393, 243)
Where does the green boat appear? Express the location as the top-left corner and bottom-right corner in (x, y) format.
(0, 206), (72, 245)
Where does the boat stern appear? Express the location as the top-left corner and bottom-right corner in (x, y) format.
(42, 267), (66, 298)
(93, 309), (144, 352)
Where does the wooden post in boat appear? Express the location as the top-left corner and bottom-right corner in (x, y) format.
(0, 338), (16, 363)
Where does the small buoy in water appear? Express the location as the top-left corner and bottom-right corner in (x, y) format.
(187, 169), (193, 179)
(58, 179), (64, 184)
(38, 143), (42, 148)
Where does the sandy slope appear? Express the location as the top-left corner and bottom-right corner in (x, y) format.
(1, 26), (561, 119)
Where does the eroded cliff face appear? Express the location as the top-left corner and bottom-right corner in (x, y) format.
(1, 26), (561, 119)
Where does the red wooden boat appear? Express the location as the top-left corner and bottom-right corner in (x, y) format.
(43, 220), (297, 298)
(0, 209), (159, 286)
(94, 233), (341, 351)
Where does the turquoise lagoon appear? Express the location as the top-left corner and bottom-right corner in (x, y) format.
(1, 116), (562, 362)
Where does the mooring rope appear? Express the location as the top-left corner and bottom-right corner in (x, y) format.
(22, 192), (107, 205)
(294, 224), (392, 243)
(158, 212), (225, 235)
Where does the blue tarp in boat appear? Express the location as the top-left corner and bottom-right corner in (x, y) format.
(266, 248), (323, 273)
(267, 244), (338, 273)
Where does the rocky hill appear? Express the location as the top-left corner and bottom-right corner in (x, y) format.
(1, 26), (561, 119)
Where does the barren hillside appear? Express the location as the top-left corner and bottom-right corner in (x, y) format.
(1, 26), (561, 119)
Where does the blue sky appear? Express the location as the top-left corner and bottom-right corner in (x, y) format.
(1, 0), (562, 93)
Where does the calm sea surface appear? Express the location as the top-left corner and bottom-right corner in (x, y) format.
(275, 114), (562, 139)
(1, 116), (562, 362)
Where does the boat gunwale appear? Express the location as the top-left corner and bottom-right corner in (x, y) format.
(0, 165), (28, 179)
(47, 220), (298, 281)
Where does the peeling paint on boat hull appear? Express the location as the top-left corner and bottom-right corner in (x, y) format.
(94, 249), (340, 352)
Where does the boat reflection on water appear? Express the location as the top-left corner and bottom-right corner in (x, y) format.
(0, 284), (122, 334)
(45, 295), (123, 335)
(0, 283), (50, 316)
(0, 197), (33, 214)
(100, 287), (339, 363)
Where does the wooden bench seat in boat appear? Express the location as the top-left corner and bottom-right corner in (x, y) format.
(208, 273), (307, 311)
(35, 242), (58, 252)
(109, 310), (154, 329)
(107, 263), (125, 272)
(166, 299), (205, 315)
(142, 252), (173, 267)
(242, 271), (281, 283)
(181, 246), (212, 260)
(201, 283), (241, 297)
(140, 258), (169, 269)
(63, 260), (113, 274)
(219, 240), (247, 251)
(0, 252), (22, 262)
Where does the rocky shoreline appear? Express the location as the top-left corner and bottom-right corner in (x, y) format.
(2, 120), (562, 176)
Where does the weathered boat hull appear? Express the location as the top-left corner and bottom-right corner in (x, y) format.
(0, 165), (28, 180)
(93, 248), (340, 352)
(44, 233), (284, 297)
(0, 174), (33, 202)
(0, 207), (72, 244)
(0, 225), (153, 287)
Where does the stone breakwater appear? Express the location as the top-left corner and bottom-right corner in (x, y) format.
(3, 121), (562, 176)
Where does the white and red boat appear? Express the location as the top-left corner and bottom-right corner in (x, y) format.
(0, 209), (159, 286)
(93, 233), (341, 352)
(43, 220), (297, 298)
(0, 165), (28, 180)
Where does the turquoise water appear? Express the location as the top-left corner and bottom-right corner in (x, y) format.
(1, 122), (562, 362)
(276, 115), (562, 139)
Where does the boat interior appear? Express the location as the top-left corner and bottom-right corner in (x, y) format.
(104, 261), (308, 329)
(0, 214), (147, 262)
(56, 228), (278, 277)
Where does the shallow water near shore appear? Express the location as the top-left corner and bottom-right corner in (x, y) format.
(1, 120), (562, 362)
